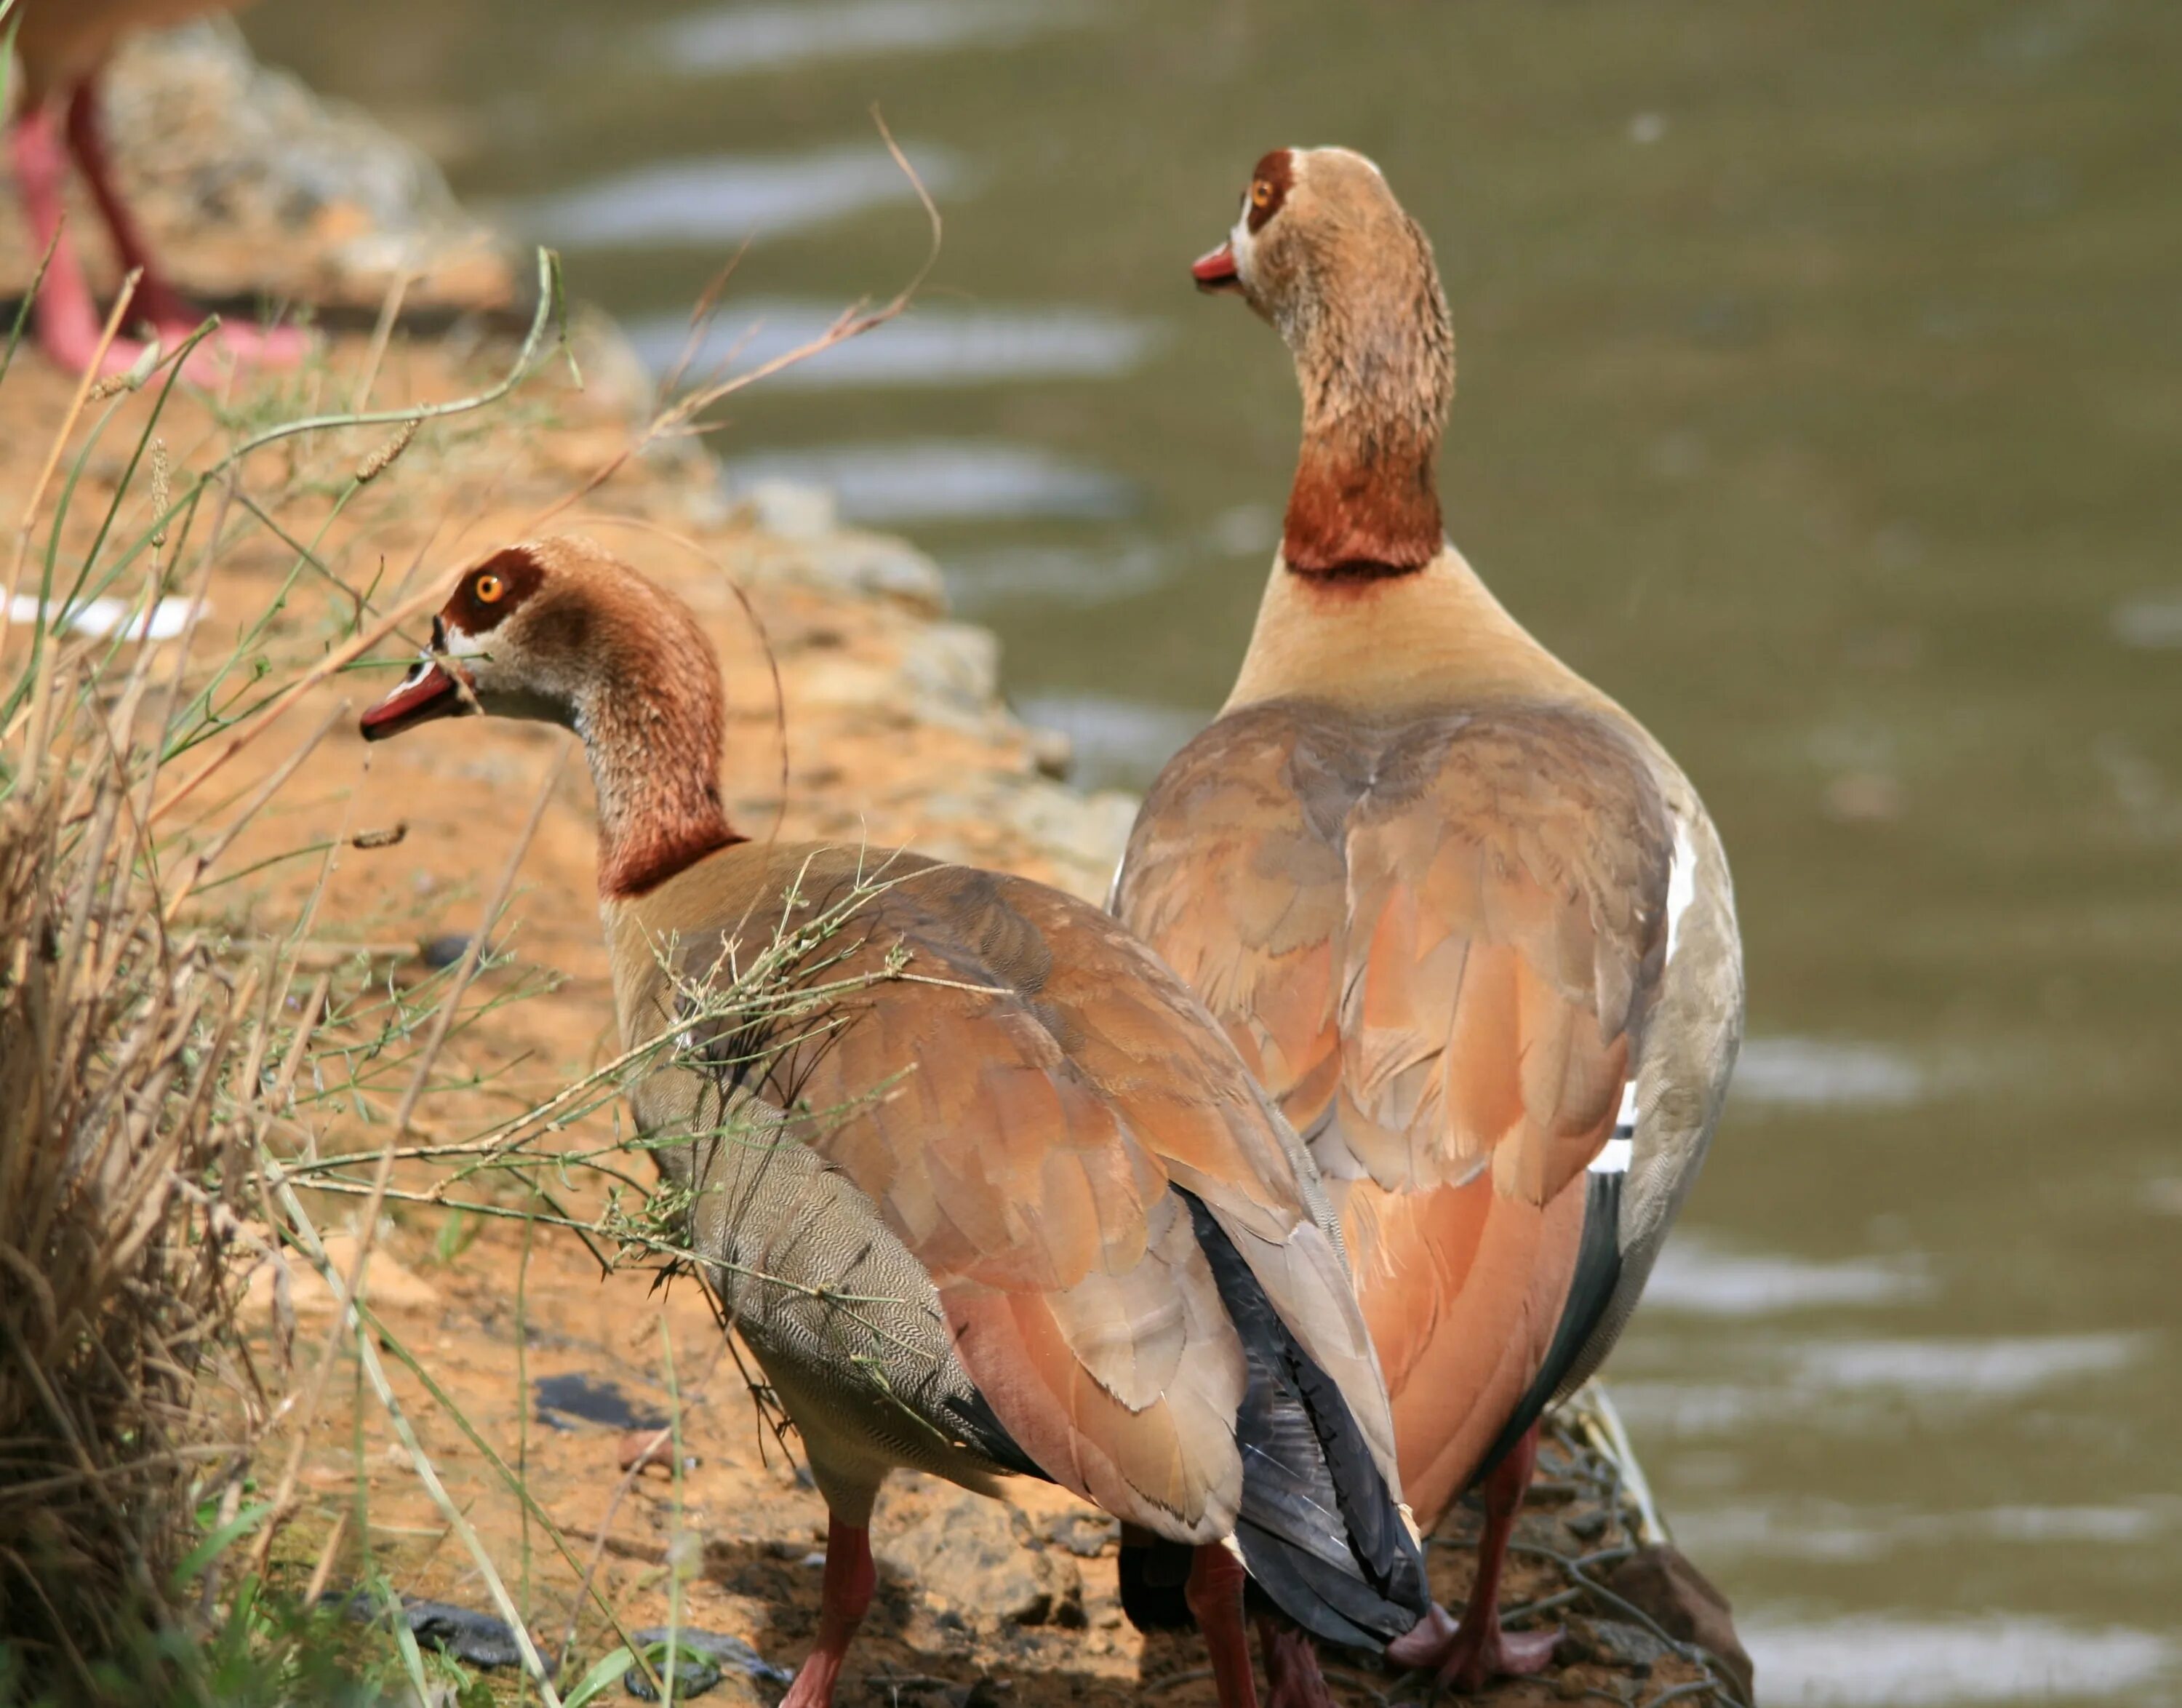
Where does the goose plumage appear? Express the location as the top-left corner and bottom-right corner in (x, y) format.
(1114, 147), (1746, 1693)
(359, 535), (1431, 1708)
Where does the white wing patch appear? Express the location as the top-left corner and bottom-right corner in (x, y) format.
(1664, 818), (1698, 965)
(1591, 1080), (1638, 1175)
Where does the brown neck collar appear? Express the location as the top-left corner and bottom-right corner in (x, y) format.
(576, 646), (744, 901)
(1282, 422), (1444, 579)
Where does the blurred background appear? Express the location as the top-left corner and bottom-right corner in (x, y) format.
(241, 3), (2182, 1702)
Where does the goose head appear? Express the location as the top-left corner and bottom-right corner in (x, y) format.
(1192, 148), (1455, 576)
(361, 536), (739, 896)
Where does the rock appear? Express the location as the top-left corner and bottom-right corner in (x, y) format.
(626, 1648), (721, 1701)
(533, 1372), (668, 1432)
(417, 933), (473, 970)
(336, 1593), (549, 1675)
(1564, 1507), (1612, 1541)
(740, 480), (839, 540)
(622, 1627), (791, 1701)
(1043, 1509), (1119, 1558)
(876, 1493), (1084, 1629)
(1025, 726), (1074, 781)
(807, 535), (949, 615)
(895, 623), (1002, 728)
(1603, 1544), (1755, 1703)
(991, 782), (1140, 899)
(1568, 1616), (1674, 1675)
(57, 24), (515, 311)
(618, 1426), (697, 1475)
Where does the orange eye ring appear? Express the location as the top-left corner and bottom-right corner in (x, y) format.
(474, 572), (505, 603)
(1250, 180), (1273, 209)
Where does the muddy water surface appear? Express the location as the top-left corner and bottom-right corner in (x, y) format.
(244, 4), (2182, 1701)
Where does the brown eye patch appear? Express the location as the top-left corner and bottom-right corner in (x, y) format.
(1245, 148), (1293, 233)
(447, 546), (544, 634)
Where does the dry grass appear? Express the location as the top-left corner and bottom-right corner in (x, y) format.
(0, 619), (263, 1685)
(0, 120), (940, 1700)
(0, 251), (573, 1699)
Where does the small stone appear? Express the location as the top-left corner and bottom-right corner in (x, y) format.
(618, 1427), (695, 1475)
(1026, 726), (1074, 781)
(895, 622), (1002, 727)
(622, 1627), (791, 1701)
(417, 933), (473, 970)
(876, 1492), (1084, 1629)
(1043, 1509), (1119, 1558)
(1603, 1545), (1754, 1703)
(1570, 1616), (1671, 1676)
(807, 535), (948, 613)
(738, 479), (839, 539)
(1565, 1507), (1612, 1541)
(533, 1372), (666, 1433)
(334, 1595), (550, 1675)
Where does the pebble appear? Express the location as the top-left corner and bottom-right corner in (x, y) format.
(334, 1592), (551, 1675)
(620, 1626), (791, 1701)
(876, 1492), (1084, 1629)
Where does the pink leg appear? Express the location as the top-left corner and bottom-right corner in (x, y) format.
(1186, 1544), (1260, 1708)
(779, 1517), (875, 1708)
(1385, 1423), (1561, 1691)
(8, 99), (158, 379)
(1255, 1614), (1338, 1708)
(65, 79), (308, 370)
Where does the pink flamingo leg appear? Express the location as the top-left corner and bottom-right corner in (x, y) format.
(8, 99), (156, 378)
(778, 1518), (875, 1708)
(65, 78), (308, 368)
(1385, 1422), (1562, 1691)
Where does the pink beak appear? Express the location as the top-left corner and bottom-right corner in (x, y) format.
(1191, 241), (1241, 292)
(359, 659), (465, 741)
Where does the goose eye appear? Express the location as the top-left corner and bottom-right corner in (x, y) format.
(474, 572), (505, 603)
(1250, 180), (1273, 209)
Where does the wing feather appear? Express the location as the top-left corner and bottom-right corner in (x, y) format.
(661, 847), (1396, 1533)
(1116, 700), (1674, 1523)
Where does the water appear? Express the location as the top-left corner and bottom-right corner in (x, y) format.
(246, 2), (2182, 1698)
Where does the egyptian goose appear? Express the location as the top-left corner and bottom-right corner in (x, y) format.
(9, 0), (306, 376)
(357, 536), (1430, 1708)
(1111, 149), (1744, 1691)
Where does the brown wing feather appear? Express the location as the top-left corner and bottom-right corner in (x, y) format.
(642, 845), (1394, 1533)
(1117, 701), (1672, 1522)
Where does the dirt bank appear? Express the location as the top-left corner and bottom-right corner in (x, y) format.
(1, 27), (1749, 1707)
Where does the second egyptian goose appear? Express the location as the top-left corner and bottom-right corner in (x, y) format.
(1111, 149), (1745, 1690)
(9, 0), (308, 378)
(358, 536), (1430, 1708)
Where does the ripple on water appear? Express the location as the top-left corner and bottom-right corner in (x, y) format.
(500, 144), (962, 250)
(1677, 1498), (2178, 1565)
(2111, 593), (2182, 650)
(1791, 1332), (2143, 1397)
(716, 442), (1132, 525)
(943, 543), (1168, 614)
(1643, 1238), (1930, 1316)
(1742, 1614), (2175, 1706)
(650, 0), (1081, 76)
(1611, 1331), (2144, 1437)
(1733, 1036), (1925, 1110)
(623, 300), (1156, 389)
